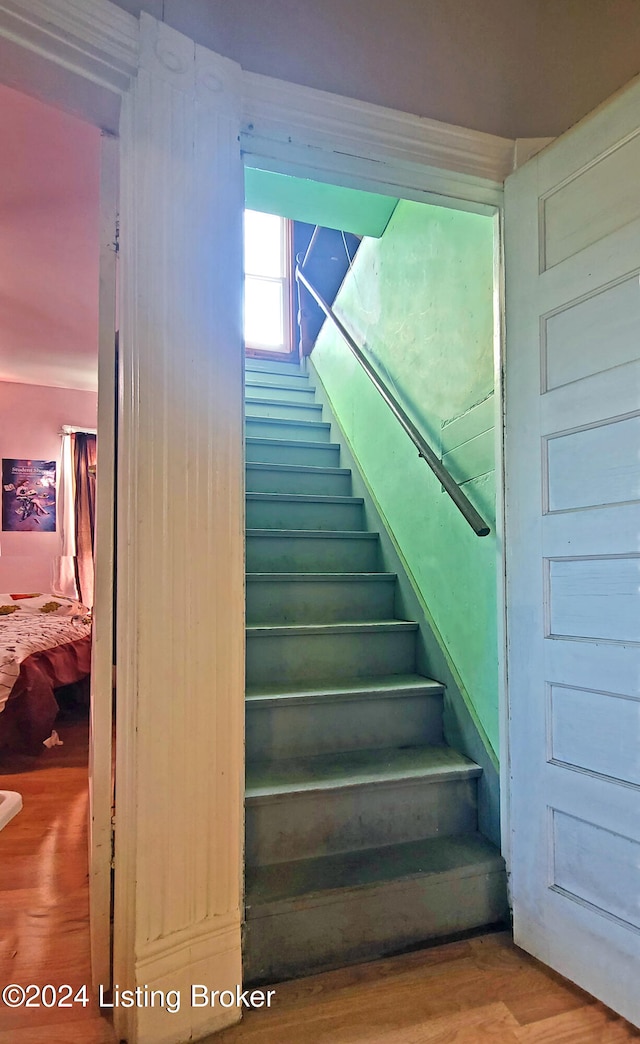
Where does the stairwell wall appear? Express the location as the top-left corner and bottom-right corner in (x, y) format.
(311, 199), (499, 762)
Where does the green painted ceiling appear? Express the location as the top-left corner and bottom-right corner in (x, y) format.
(244, 168), (398, 238)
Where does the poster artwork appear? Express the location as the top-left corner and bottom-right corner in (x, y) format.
(2, 459), (57, 532)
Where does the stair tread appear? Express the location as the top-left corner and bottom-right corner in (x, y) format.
(247, 620), (417, 637)
(246, 492), (363, 505)
(246, 572), (396, 582)
(246, 379), (312, 391)
(246, 436), (340, 451)
(247, 528), (378, 539)
(245, 362), (305, 376)
(246, 744), (481, 798)
(246, 462), (350, 476)
(246, 397), (322, 409)
(246, 832), (503, 910)
(246, 416), (330, 429)
(246, 672), (444, 703)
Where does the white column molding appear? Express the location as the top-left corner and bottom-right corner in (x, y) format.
(115, 13), (245, 1043)
(241, 70), (515, 209)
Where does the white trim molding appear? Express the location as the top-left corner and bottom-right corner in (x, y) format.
(242, 71), (516, 209)
(0, 0), (138, 91)
(0, 0), (138, 131)
(134, 916), (242, 1044)
(513, 136), (556, 169)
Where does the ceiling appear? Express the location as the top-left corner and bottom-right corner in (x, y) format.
(112, 0), (640, 140)
(0, 83), (101, 392)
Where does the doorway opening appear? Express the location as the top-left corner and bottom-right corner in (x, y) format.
(242, 164), (503, 980)
(0, 81), (115, 1037)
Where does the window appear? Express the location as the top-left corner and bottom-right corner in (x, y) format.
(244, 210), (292, 354)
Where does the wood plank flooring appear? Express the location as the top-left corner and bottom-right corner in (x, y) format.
(212, 930), (640, 1044)
(1, 716), (638, 1044)
(0, 717), (115, 1044)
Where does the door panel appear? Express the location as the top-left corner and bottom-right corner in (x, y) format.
(505, 76), (640, 1027)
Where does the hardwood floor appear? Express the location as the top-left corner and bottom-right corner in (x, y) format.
(0, 716), (115, 1043)
(212, 932), (640, 1044)
(1, 719), (638, 1044)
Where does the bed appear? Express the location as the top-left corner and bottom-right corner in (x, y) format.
(0, 595), (92, 753)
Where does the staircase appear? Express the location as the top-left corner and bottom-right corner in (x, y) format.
(244, 355), (507, 984)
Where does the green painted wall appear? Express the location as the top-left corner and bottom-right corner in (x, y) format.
(244, 167), (398, 238)
(312, 199), (499, 758)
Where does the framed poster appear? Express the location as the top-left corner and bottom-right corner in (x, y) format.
(2, 459), (57, 532)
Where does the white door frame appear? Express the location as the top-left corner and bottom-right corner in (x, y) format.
(88, 127), (119, 993)
(0, 3), (516, 1042)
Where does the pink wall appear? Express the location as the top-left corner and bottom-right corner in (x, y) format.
(0, 82), (100, 391)
(0, 381), (97, 593)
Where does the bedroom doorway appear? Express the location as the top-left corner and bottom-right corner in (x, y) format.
(0, 78), (117, 1019)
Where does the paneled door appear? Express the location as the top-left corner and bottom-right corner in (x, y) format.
(504, 78), (640, 1025)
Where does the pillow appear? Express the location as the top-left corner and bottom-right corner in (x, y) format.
(13, 594), (88, 616)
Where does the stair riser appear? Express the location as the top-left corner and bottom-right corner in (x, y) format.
(245, 400), (323, 422)
(246, 776), (477, 865)
(243, 868), (507, 984)
(246, 628), (416, 685)
(246, 534), (379, 573)
(246, 384), (315, 404)
(246, 692), (444, 760)
(246, 577), (395, 624)
(246, 466), (351, 497)
(246, 417), (330, 443)
(246, 358), (303, 376)
(246, 440), (340, 468)
(246, 499), (364, 532)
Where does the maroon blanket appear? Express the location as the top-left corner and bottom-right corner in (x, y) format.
(0, 635), (92, 753)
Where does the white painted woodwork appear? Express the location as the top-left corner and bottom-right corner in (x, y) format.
(549, 684), (640, 787)
(541, 131), (640, 270)
(114, 15), (245, 1043)
(513, 137), (555, 169)
(543, 275), (640, 391)
(546, 414), (640, 511)
(241, 72), (512, 213)
(505, 73), (640, 1028)
(89, 130), (118, 994)
(545, 638), (639, 698)
(540, 360), (640, 436)
(548, 556), (640, 642)
(0, 0), (138, 131)
(552, 810), (640, 931)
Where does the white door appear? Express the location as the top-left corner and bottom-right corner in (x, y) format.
(504, 77), (640, 1026)
(89, 132), (118, 991)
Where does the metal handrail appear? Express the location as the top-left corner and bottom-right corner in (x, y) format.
(295, 266), (491, 537)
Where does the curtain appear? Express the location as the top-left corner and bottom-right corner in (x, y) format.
(53, 432), (79, 600)
(73, 433), (97, 608)
(52, 431), (97, 607)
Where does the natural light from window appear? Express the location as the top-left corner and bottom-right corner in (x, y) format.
(244, 210), (289, 353)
